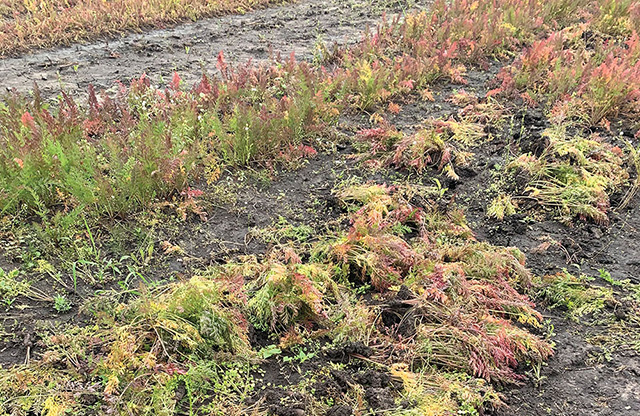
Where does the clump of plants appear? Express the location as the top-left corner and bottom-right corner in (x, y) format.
(0, 267), (29, 308)
(330, 11), (465, 112)
(533, 268), (640, 366)
(499, 124), (629, 224)
(590, 0), (640, 37)
(389, 365), (504, 415)
(490, 25), (640, 125)
(247, 261), (337, 332)
(316, 184), (551, 385)
(0, 276), (251, 416)
(536, 271), (615, 320)
(357, 105), (501, 179)
(249, 216), (315, 245)
(322, 0), (602, 113)
(390, 118), (481, 179)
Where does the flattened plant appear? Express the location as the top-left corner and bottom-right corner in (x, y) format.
(505, 125), (629, 224)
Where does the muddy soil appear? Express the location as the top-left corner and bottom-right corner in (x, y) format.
(495, 311), (640, 416)
(0, 0), (430, 98)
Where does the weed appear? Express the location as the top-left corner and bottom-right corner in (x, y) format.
(317, 184), (550, 385)
(257, 344), (282, 359)
(536, 271), (614, 320)
(282, 345), (317, 363)
(591, 0), (640, 37)
(0, 267), (28, 308)
(53, 294), (72, 313)
(181, 361), (259, 415)
(487, 194), (517, 220)
(0, 183), (555, 415)
(247, 262), (336, 332)
(391, 119), (478, 179)
(250, 216), (315, 245)
(389, 365), (503, 416)
(355, 118), (483, 180)
(0, 55), (337, 222)
(323, 0), (601, 113)
(413, 314), (550, 383)
(598, 268), (622, 286)
(329, 298), (377, 344)
(2, 275), (254, 415)
(490, 24), (640, 125)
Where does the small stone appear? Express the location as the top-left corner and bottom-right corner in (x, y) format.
(591, 227), (603, 239)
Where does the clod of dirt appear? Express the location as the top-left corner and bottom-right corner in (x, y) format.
(381, 286), (427, 338)
(395, 284), (416, 301)
(352, 370), (391, 388)
(313, 369), (353, 398)
(77, 393), (100, 406)
(326, 405), (354, 416)
(364, 387), (396, 411)
(325, 341), (372, 363)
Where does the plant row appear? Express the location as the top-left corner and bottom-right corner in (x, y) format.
(4, 0), (637, 222)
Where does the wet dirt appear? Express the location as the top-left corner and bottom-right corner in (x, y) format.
(247, 343), (403, 416)
(494, 311), (640, 416)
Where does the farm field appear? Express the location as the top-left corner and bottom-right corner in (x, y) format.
(0, 0), (640, 415)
